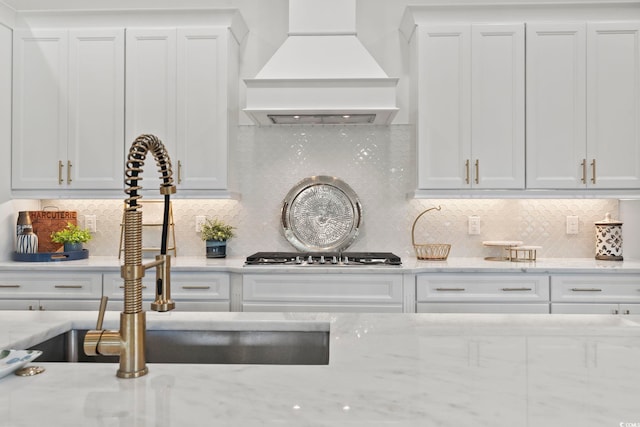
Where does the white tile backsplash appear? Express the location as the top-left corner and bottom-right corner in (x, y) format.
(40, 124), (619, 260)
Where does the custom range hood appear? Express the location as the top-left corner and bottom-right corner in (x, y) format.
(244, 0), (398, 125)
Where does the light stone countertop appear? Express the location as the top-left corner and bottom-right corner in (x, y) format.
(1, 256), (640, 274)
(1, 311), (640, 426)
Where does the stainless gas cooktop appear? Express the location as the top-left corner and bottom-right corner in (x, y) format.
(244, 252), (402, 267)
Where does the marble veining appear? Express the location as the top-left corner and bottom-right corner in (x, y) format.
(0, 311), (639, 426)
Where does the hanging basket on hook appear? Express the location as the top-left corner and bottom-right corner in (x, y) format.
(411, 206), (451, 260)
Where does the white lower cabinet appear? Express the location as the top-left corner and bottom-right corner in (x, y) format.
(550, 274), (640, 314)
(103, 272), (230, 312)
(242, 274), (404, 313)
(416, 274), (550, 313)
(0, 272), (102, 310)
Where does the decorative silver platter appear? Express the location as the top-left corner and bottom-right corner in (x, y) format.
(281, 176), (362, 252)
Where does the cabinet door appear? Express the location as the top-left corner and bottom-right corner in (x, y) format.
(243, 274), (403, 312)
(619, 304), (640, 315)
(417, 303), (548, 314)
(587, 22), (640, 189)
(415, 25), (471, 189)
(471, 24), (525, 189)
(176, 28), (228, 190)
(12, 30), (68, 189)
(0, 299), (39, 310)
(125, 28), (177, 156)
(68, 29), (124, 190)
(551, 303), (620, 314)
(526, 23), (587, 189)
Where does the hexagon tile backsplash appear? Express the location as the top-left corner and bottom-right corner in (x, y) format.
(42, 125), (618, 260)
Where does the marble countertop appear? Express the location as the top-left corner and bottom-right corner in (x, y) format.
(1, 255), (640, 274)
(1, 310), (640, 426)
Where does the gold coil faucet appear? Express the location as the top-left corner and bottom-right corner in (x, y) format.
(84, 134), (177, 378)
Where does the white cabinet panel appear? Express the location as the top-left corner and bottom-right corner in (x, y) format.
(550, 274), (640, 314)
(125, 29), (177, 153)
(526, 23), (587, 189)
(68, 30), (125, 190)
(176, 28), (228, 190)
(416, 273), (549, 314)
(417, 274), (549, 302)
(243, 274), (403, 312)
(417, 303), (549, 314)
(470, 24), (525, 189)
(551, 275), (640, 303)
(0, 272), (102, 311)
(587, 22), (640, 189)
(527, 22), (640, 190)
(126, 27), (233, 192)
(103, 272), (230, 312)
(415, 25), (471, 189)
(551, 303), (621, 314)
(12, 30), (68, 189)
(411, 23), (524, 190)
(13, 28), (125, 192)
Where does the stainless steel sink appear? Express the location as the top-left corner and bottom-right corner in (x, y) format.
(30, 329), (330, 365)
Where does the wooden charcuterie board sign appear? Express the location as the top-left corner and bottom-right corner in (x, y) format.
(28, 211), (78, 253)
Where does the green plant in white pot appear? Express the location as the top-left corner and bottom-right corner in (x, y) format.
(50, 222), (92, 252)
(200, 218), (235, 258)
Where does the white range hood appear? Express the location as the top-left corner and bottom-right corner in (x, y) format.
(244, 0), (398, 125)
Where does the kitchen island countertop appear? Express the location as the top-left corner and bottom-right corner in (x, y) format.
(0, 310), (639, 426)
(1, 256), (640, 274)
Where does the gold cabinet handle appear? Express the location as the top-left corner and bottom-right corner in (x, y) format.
(581, 159), (587, 184)
(435, 287), (466, 292)
(465, 160), (470, 184)
(181, 285), (211, 290)
(501, 287), (533, 292)
(67, 160), (72, 184)
(590, 159), (596, 184)
(54, 285), (83, 289)
(474, 159), (479, 184)
(58, 160), (64, 184)
(177, 160), (182, 184)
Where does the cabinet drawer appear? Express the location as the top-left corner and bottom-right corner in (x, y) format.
(103, 272), (230, 301)
(417, 302), (549, 314)
(243, 302), (402, 313)
(551, 275), (640, 303)
(416, 274), (549, 302)
(0, 273), (102, 299)
(243, 274), (403, 304)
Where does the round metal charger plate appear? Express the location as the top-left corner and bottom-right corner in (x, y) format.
(281, 176), (362, 252)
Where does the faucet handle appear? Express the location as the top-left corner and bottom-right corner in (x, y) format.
(96, 296), (108, 329)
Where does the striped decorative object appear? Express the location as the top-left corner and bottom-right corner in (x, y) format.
(17, 230), (38, 254)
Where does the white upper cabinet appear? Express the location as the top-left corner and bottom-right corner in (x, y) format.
(13, 29), (125, 193)
(410, 23), (525, 190)
(526, 23), (587, 189)
(126, 27), (237, 194)
(470, 24), (525, 190)
(527, 22), (640, 189)
(586, 22), (640, 189)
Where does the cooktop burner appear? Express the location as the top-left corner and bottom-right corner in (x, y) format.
(244, 252), (402, 266)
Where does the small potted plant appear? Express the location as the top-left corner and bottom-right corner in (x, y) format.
(50, 222), (92, 252)
(200, 218), (235, 258)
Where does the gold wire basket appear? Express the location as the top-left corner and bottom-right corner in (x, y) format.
(411, 206), (451, 260)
